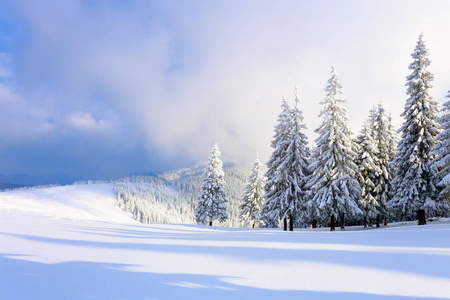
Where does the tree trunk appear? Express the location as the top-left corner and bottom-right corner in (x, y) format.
(340, 212), (345, 229)
(252, 222), (255, 229)
(283, 218), (287, 231)
(376, 215), (381, 228)
(289, 215), (294, 231)
(364, 216), (367, 228)
(209, 221), (212, 226)
(330, 215), (335, 231)
(384, 216), (388, 226)
(312, 219), (317, 228)
(418, 209), (427, 225)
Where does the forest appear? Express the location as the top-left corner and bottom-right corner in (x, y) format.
(114, 34), (450, 231)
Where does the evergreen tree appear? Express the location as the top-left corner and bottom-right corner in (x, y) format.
(306, 66), (362, 231)
(390, 34), (440, 225)
(430, 90), (450, 215)
(195, 143), (228, 226)
(261, 97), (291, 228)
(277, 91), (310, 231)
(370, 104), (397, 226)
(387, 113), (398, 165)
(355, 121), (381, 227)
(240, 154), (265, 228)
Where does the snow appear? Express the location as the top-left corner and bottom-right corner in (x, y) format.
(1, 184), (450, 299)
(0, 183), (135, 224)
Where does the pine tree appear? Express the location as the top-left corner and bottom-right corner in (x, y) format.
(430, 90), (450, 215)
(370, 104), (397, 226)
(277, 91), (310, 231)
(355, 121), (381, 227)
(240, 154), (265, 228)
(195, 143), (228, 226)
(306, 66), (362, 231)
(261, 97), (291, 229)
(390, 34), (440, 225)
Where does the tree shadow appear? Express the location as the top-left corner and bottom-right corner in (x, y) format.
(0, 255), (443, 300)
(3, 228), (450, 280)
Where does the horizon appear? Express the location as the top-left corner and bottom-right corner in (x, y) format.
(0, 0), (449, 178)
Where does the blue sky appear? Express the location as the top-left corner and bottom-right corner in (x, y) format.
(0, 0), (449, 178)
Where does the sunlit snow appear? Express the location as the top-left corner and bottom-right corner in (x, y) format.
(0, 184), (449, 299)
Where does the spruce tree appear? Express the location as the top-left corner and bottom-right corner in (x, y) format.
(277, 92), (310, 231)
(261, 97), (291, 229)
(370, 104), (397, 226)
(355, 121), (381, 227)
(195, 143), (228, 226)
(240, 154), (265, 228)
(390, 34), (440, 225)
(430, 90), (450, 215)
(306, 66), (362, 231)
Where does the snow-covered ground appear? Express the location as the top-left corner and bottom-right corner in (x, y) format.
(1, 184), (450, 299)
(0, 183), (135, 223)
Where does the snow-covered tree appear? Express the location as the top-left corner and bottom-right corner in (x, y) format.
(390, 34), (440, 225)
(277, 92), (310, 231)
(261, 97), (291, 229)
(355, 121), (381, 227)
(240, 154), (265, 228)
(195, 143), (228, 226)
(306, 66), (362, 231)
(387, 113), (398, 165)
(430, 90), (450, 214)
(370, 104), (397, 226)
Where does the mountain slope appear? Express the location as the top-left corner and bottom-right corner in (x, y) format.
(0, 183), (136, 224)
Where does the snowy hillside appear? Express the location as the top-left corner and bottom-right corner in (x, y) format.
(1, 184), (450, 299)
(0, 183), (135, 224)
(113, 164), (249, 227)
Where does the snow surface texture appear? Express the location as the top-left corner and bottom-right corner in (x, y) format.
(1, 184), (450, 299)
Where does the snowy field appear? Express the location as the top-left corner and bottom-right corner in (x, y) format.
(1, 184), (450, 299)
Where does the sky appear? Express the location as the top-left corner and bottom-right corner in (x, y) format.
(0, 0), (449, 179)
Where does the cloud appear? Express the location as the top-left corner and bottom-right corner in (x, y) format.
(1, 0), (450, 177)
(65, 112), (112, 132)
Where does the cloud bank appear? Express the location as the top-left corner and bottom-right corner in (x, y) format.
(0, 0), (449, 177)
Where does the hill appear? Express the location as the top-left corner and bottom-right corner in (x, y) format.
(113, 164), (250, 227)
(0, 183), (135, 223)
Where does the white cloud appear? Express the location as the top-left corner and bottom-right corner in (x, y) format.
(65, 112), (111, 132)
(5, 0), (450, 169)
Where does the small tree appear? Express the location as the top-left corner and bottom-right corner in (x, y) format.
(277, 92), (310, 231)
(370, 104), (397, 226)
(240, 154), (265, 228)
(390, 34), (440, 225)
(195, 143), (228, 226)
(306, 66), (362, 231)
(430, 90), (450, 215)
(355, 121), (381, 227)
(261, 97), (291, 229)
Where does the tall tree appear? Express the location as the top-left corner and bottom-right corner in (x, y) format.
(355, 121), (381, 227)
(430, 90), (450, 215)
(277, 91), (310, 231)
(261, 97), (291, 229)
(306, 66), (362, 231)
(195, 143), (228, 226)
(240, 154), (265, 228)
(390, 34), (440, 225)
